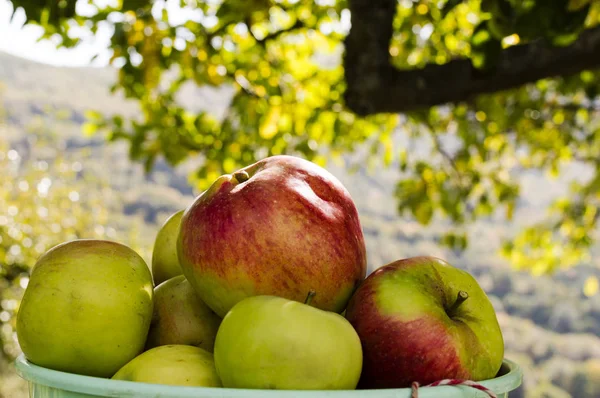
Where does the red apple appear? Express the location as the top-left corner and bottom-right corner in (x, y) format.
(178, 155), (367, 317)
(345, 256), (504, 389)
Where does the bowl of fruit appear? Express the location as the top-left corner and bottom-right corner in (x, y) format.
(14, 155), (523, 397)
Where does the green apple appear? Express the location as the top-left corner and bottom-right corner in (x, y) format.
(345, 256), (505, 389)
(214, 294), (363, 390)
(145, 275), (221, 352)
(152, 210), (184, 285)
(112, 345), (221, 387)
(16, 240), (153, 378)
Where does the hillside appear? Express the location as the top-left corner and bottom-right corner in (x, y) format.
(1, 51), (599, 398)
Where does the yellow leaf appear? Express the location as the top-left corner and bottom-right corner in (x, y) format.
(506, 202), (514, 220)
(223, 158), (236, 173)
(312, 155), (327, 167)
(553, 111), (565, 125)
(254, 85), (267, 97)
(84, 110), (102, 120)
(584, 276), (599, 297)
(82, 123), (98, 136)
(384, 138), (393, 166)
(259, 106), (280, 139)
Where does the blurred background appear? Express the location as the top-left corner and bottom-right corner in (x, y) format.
(1, 0), (600, 397)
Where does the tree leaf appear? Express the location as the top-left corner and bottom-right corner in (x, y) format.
(583, 276), (599, 297)
(441, 0), (464, 17)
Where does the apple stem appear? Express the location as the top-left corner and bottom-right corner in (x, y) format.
(304, 290), (316, 306)
(448, 290), (469, 316)
(233, 171), (249, 183)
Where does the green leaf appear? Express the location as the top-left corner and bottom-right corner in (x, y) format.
(440, 232), (468, 252)
(414, 200), (434, 225)
(471, 21), (502, 70)
(84, 110), (103, 121)
(9, 0), (77, 26)
(119, 0), (152, 12)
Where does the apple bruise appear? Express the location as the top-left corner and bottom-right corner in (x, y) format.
(178, 155), (367, 317)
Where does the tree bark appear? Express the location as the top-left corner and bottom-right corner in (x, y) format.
(343, 0), (600, 116)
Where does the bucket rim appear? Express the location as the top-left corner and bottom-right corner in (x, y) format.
(15, 354), (522, 397)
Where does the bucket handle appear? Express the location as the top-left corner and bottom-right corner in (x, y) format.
(411, 379), (497, 398)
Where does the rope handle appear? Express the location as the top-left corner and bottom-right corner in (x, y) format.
(411, 379), (497, 398)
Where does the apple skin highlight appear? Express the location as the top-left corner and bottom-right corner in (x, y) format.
(178, 155), (367, 317)
(345, 256), (505, 389)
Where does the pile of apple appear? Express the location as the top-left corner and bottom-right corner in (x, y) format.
(16, 155), (505, 391)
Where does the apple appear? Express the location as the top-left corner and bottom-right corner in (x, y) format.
(16, 240), (154, 378)
(145, 275), (221, 352)
(112, 345), (221, 387)
(213, 294), (363, 390)
(151, 210), (184, 285)
(345, 256), (504, 389)
(178, 155), (367, 317)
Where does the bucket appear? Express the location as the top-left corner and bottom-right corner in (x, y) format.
(15, 355), (522, 398)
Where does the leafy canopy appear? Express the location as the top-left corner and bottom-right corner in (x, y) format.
(6, 0), (600, 282)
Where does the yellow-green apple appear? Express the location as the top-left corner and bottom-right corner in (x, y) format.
(16, 240), (154, 378)
(151, 210), (184, 285)
(178, 155), (367, 317)
(345, 256), (504, 389)
(112, 345), (221, 387)
(145, 275), (221, 352)
(213, 294), (362, 390)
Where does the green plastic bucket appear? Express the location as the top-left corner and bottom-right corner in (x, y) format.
(15, 355), (522, 398)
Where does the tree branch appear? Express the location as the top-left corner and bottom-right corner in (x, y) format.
(432, 132), (463, 184)
(344, 0), (397, 116)
(343, 0), (600, 116)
